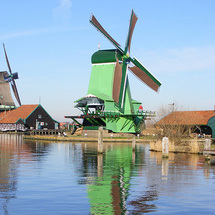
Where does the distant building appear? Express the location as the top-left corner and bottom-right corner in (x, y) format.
(156, 110), (215, 138)
(0, 104), (59, 131)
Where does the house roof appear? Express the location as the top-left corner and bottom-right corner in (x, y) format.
(156, 110), (215, 126)
(0, 104), (39, 123)
(0, 111), (7, 119)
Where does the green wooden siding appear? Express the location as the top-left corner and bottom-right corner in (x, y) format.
(208, 116), (215, 138)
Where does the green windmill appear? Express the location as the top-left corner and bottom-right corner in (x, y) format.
(65, 10), (161, 133)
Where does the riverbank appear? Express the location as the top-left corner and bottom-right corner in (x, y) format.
(23, 135), (215, 154)
(23, 134), (152, 143)
(3, 131), (212, 154)
(150, 138), (215, 154)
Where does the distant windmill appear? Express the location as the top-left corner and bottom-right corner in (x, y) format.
(65, 10), (162, 133)
(0, 44), (21, 111)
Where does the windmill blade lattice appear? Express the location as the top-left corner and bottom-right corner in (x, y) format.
(90, 15), (124, 54)
(129, 58), (161, 92)
(3, 43), (22, 106)
(125, 10), (138, 54)
(112, 58), (122, 104)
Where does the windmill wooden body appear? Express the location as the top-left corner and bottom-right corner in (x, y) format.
(65, 10), (161, 133)
(0, 44), (21, 112)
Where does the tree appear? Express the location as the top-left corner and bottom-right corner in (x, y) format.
(155, 104), (194, 143)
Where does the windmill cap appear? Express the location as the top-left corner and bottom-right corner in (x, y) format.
(91, 49), (122, 64)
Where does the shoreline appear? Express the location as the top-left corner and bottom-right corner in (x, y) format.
(23, 135), (153, 143)
(2, 133), (214, 155)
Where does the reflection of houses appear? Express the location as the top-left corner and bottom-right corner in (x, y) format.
(0, 134), (52, 213)
(0, 104), (59, 131)
(0, 134), (30, 214)
(156, 110), (215, 138)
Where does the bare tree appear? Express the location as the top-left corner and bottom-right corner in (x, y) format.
(154, 104), (194, 143)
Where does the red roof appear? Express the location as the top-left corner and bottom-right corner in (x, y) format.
(157, 110), (215, 126)
(0, 105), (39, 123)
(0, 111), (7, 119)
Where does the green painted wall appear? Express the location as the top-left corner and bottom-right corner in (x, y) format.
(132, 100), (142, 113)
(123, 78), (134, 114)
(105, 101), (119, 112)
(88, 63), (115, 100)
(208, 116), (215, 138)
(106, 116), (136, 133)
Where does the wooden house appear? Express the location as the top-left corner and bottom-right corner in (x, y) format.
(0, 104), (59, 131)
(156, 110), (215, 138)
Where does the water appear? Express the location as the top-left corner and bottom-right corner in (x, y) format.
(0, 134), (215, 215)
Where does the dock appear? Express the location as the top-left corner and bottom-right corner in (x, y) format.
(203, 149), (215, 156)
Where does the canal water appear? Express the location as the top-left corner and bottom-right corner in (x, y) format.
(0, 134), (214, 215)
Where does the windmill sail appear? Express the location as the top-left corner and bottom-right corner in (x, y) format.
(3, 44), (22, 106)
(11, 80), (21, 106)
(90, 15), (124, 54)
(112, 59), (122, 103)
(118, 10), (137, 107)
(125, 10), (138, 54)
(129, 57), (161, 92)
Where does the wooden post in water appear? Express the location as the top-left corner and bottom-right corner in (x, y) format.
(98, 127), (103, 154)
(97, 154), (103, 177)
(204, 139), (211, 150)
(204, 139), (212, 161)
(162, 137), (169, 158)
(162, 158), (169, 180)
(132, 137), (136, 151)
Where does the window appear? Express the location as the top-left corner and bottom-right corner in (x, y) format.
(38, 115), (42, 119)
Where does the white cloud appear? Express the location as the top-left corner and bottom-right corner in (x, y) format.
(53, 0), (72, 20)
(141, 46), (215, 75)
(0, 28), (54, 40)
(0, 26), (87, 40)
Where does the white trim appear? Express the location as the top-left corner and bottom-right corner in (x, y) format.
(92, 62), (116, 66)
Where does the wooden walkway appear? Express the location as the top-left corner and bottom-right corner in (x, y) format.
(203, 149), (215, 155)
(27, 129), (64, 136)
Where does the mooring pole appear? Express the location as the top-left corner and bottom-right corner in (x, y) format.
(162, 137), (169, 158)
(204, 139), (212, 161)
(204, 139), (211, 150)
(162, 158), (169, 180)
(98, 127), (103, 154)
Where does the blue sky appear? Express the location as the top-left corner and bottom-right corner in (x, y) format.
(0, 0), (214, 122)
